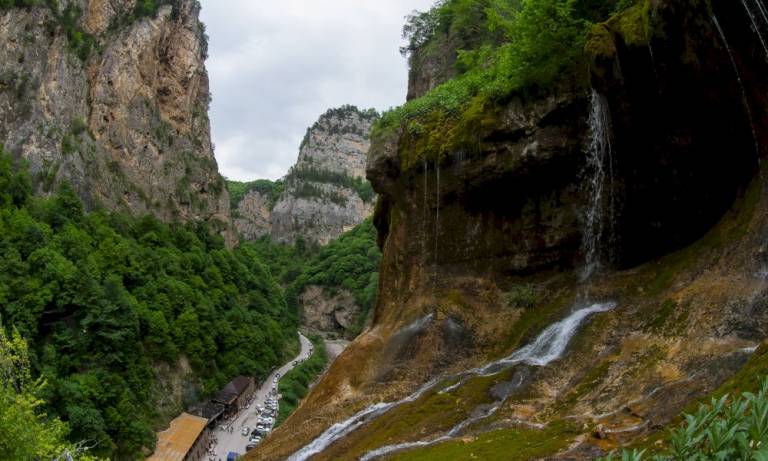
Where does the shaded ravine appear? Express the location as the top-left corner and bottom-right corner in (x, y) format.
(287, 302), (616, 461)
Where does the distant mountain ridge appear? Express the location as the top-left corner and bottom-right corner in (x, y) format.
(231, 105), (378, 245)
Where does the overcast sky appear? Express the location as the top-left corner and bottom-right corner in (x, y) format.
(199, 1), (435, 181)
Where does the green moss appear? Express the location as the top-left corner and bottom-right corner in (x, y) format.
(388, 419), (580, 461)
(643, 299), (677, 333)
(585, 2), (651, 59)
(492, 289), (573, 359)
(560, 359), (613, 409)
(340, 372), (508, 459)
(501, 285), (537, 309)
(621, 344), (768, 455)
(616, 3), (649, 47)
(584, 24), (617, 58)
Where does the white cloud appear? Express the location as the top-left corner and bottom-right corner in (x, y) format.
(199, 0), (435, 181)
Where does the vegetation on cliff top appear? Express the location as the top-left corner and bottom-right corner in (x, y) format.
(227, 178), (285, 212)
(300, 105), (379, 150)
(0, 148), (297, 458)
(373, 0), (642, 169)
(285, 166), (375, 204)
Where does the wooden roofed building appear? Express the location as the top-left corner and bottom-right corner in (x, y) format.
(146, 412), (209, 461)
(212, 375), (255, 417)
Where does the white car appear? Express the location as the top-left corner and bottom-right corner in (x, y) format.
(241, 427), (249, 436)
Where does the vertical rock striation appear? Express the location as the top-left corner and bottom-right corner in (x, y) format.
(0, 0), (230, 232)
(234, 105), (378, 245)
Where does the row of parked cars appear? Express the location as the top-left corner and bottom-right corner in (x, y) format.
(244, 394), (279, 451)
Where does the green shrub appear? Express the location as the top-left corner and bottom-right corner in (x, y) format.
(603, 378), (768, 460)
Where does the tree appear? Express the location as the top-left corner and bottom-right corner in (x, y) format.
(0, 325), (100, 460)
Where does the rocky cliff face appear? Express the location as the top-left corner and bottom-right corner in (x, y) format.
(233, 188), (272, 240)
(234, 105), (377, 245)
(0, 0), (229, 231)
(249, 1), (768, 460)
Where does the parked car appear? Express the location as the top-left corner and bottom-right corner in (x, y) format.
(227, 453), (239, 461)
(249, 436), (262, 443)
(241, 426), (249, 436)
(246, 444), (257, 451)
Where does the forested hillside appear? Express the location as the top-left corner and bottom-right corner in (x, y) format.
(247, 218), (380, 338)
(0, 149), (297, 459)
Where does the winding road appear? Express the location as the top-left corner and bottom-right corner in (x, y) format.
(213, 332), (313, 459)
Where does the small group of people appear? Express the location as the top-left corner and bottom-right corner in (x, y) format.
(205, 435), (218, 460)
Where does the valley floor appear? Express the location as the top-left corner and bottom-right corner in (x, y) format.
(212, 333), (313, 459)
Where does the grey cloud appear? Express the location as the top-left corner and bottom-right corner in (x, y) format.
(199, 0), (435, 180)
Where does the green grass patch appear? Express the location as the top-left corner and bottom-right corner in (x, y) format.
(388, 419), (580, 461)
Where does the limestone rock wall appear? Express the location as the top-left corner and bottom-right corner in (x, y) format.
(0, 0), (230, 231)
(234, 105), (377, 245)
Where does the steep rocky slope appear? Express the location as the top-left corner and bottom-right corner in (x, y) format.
(231, 106), (377, 245)
(266, 105), (377, 245)
(249, 1), (768, 460)
(0, 0), (229, 232)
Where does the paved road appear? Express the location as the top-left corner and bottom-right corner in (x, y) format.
(212, 332), (313, 460)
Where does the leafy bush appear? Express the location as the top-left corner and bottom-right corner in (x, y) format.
(275, 335), (327, 427)
(603, 378), (768, 460)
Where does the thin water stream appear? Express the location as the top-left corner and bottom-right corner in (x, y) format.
(741, 0), (768, 58)
(287, 303), (616, 461)
(712, 13), (761, 158)
(581, 91), (615, 280)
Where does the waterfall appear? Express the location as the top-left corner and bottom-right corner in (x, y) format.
(285, 379), (440, 461)
(711, 13), (761, 158)
(479, 302), (616, 372)
(755, 0), (768, 27)
(741, 0), (768, 59)
(287, 302), (616, 460)
(359, 404), (502, 461)
(581, 90), (615, 280)
(357, 302), (617, 460)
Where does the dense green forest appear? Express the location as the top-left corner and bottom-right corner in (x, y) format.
(247, 218), (381, 337)
(0, 149), (297, 459)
